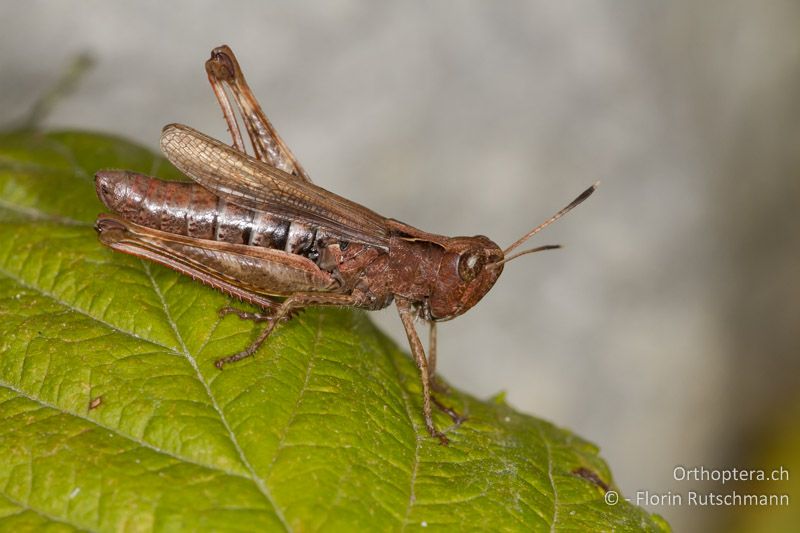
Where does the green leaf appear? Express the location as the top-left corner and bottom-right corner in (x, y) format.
(0, 130), (669, 532)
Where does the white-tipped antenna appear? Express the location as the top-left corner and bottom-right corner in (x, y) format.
(501, 182), (599, 257)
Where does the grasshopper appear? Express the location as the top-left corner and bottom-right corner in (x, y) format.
(95, 45), (595, 444)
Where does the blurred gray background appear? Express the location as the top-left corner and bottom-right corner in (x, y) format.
(3, 1), (799, 531)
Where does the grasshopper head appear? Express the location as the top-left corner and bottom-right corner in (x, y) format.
(428, 236), (504, 321)
(428, 183), (597, 321)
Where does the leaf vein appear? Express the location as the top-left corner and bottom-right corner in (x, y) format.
(141, 261), (291, 532)
(540, 426), (560, 533)
(0, 263), (182, 356)
(382, 338), (422, 532)
(266, 312), (321, 468)
(0, 493), (94, 532)
(0, 381), (252, 482)
(0, 199), (91, 227)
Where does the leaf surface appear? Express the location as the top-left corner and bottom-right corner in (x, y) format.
(0, 130), (669, 532)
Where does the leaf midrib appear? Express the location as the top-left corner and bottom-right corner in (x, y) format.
(0, 226), (291, 530)
(0, 213), (283, 524)
(141, 261), (292, 532)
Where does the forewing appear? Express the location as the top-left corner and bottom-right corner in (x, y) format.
(160, 124), (390, 249)
(96, 214), (339, 307)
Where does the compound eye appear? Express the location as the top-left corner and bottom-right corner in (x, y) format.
(458, 251), (484, 282)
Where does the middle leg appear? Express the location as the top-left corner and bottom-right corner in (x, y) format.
(215, 292), (358, 369)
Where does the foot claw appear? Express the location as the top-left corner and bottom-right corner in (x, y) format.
(425, 425), (449, 445)
(432, 395), (466, 426)
(424, 420), (451, 445)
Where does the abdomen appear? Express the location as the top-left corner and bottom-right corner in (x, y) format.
(96, 170), (321, 259)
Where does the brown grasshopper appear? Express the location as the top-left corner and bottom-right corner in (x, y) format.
(95, 45), (595, 444)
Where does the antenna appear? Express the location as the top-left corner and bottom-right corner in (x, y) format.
(501, 182), (598, 257)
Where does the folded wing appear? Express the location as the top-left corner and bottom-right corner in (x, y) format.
(161, 124), (390, 249)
